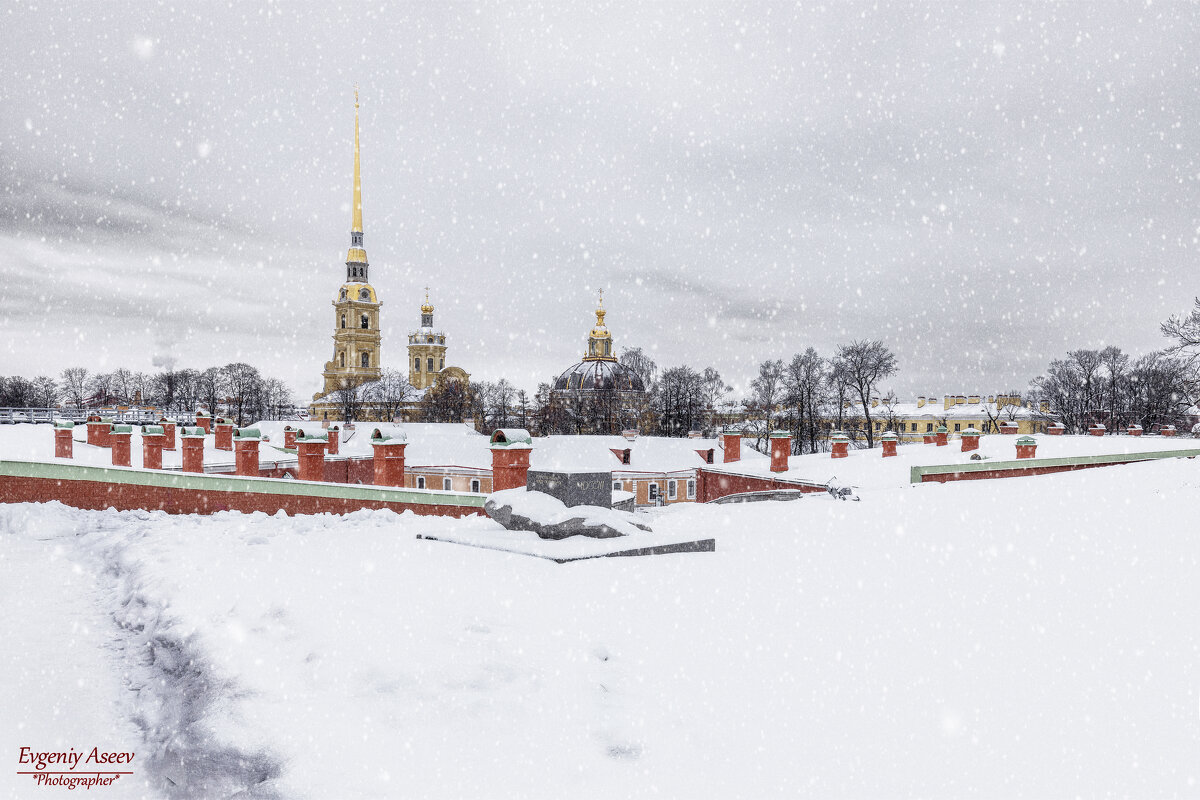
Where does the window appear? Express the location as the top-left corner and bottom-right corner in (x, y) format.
(340, 352), (345, 367)
(443, 477), (452, 491)
(470, 479), (480, 493)
(361, 314), (369, 329)
(954, 423), (961, 432)
(926, 423), (933, 432)
(427, 358), (434, 372)
(340, 289), (347, 300)
(687, 479), (696, 499)
(439, 358), (444, 370)
(668, 481), (677, 500)
(361, 352), (370, 368)
(414, 357), (421, 371)
(359, 288), (370, 300)
(417, 476), (425, 489)
(612, 480), (622, 491)
(340, 314), (346, 329)
(648, 483), (659, 501)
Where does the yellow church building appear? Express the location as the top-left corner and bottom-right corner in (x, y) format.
(310, 91), (468, 422)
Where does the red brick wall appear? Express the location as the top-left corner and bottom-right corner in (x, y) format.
(916, 459), (1182, 484)
(697, 469), (826, 502)
(2, 475), (481, 518)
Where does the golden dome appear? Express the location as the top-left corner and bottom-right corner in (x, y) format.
(421, 288), (434, 314)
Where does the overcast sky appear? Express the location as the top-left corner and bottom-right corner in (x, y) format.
(2, 2), (1198, 402)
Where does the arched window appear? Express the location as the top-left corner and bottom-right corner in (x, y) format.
(340, 314), (346, 329)
(439, 358), (444, 370)
(427, 358), (434, 372)
(361, 352), (370, 368)
(360, 314), (369, 329)
(414, 357), (421, 371)
(340, 352), (345, 367)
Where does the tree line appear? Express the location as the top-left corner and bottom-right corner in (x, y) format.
(0, 364), (295, 427)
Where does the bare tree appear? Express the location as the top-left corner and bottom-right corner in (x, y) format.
(1, 376), (35, 407)
(700, 367), (731, 431)
(59, 367), (88, 409)
(196, 367), (226, 416)
(748, 359), (785, 452)
(221, 363), (264, 426)
(422, 377), (469, 423)
(331, 376), (367, 423)
(515, 389), (530, 430)
(833, 340), (898, 449)
(1162, 297), (1200, 404)
(620, 347), (658, 391)
(493, 379), (515, 429)
(783, 348), (829, 454)
(110, 367), (135, 403)
(370, 369), (416, 422)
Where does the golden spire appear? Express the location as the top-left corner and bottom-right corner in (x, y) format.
(421, 287), (434, 314)
(351, 86), (363, 234)
(344, 87), (368, 274)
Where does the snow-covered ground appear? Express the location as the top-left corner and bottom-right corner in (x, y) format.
(4, 456), (1200, 798)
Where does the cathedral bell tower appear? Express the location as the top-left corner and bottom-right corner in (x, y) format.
(316, 89), (382, 400)
(408, 289), (448, 390)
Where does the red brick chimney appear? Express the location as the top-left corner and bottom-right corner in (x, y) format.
(961, 427), (980, 452)
(831, 431), (850, 459)
(769, 430), (790, 472)
(195, 409), (212, 434)
(721, 430), (741, 463)
(181, 427), (205, 473)
(234, 428), (261, 477)
(296, 430), (328, 482)
(1127, 424), (1143, 437)
(86, 415), (110, 447)
(109, 425), (132, 467)
(371, 429), (408, 487)
(54, 420), (74, 459)
(490, 429), (533, 491)
(1088, 423), (1106, 437)
(326, 425), (341, 455)
(214, 418), (234, 451)
(1016, 436), (1037, 459)
(880, 430), (898, 457)
(284, 425), (297, 450)
(158, 418), (177, 451)
(935, 426), (948, 446)
(141, 425), (166, 470)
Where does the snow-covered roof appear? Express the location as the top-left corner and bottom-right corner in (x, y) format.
(531, 435), (758, 475)
(251, 421), (492, 470)
(707, 432), (1200, 490)
(0, 423), (294, 471)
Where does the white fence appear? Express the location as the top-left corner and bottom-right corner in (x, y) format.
(0, 408), (199, 425)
